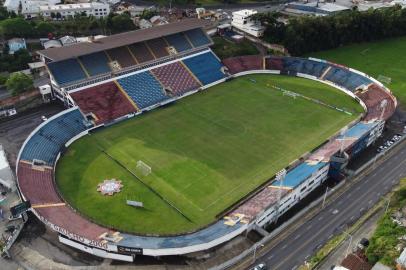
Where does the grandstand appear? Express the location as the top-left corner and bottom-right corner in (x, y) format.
(183, 51), (225, 85)
(117, 71), (168, 109)
(69, 82), (137, 124)
(18, 19), (398, 260)
(151, 61), (201, 96)
(20, 108), (88, 164)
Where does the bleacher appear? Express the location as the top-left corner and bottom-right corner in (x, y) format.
(265, 57), (284, 71)
(128, 42), (155, 63)
(184, 28), (211, 47)
(165, 33), (192, 53)
(324, 66), (372, 91)
(300, 60), (329, 78)
(357, 84), (395, 121)
(17, 162), (62, 205)
(222, 55), (264, 74)
(20, 109), (88, 164)
(79, 52), (111, 77)
(70, 82), (137, 124)
(151, 62), (201, 96)
(117, 71), (168, 109)
(146, 38), (169, 59)
(106, 46), (137, 68)
(183, 52), (225, 85)
(47, 58), (87, 85)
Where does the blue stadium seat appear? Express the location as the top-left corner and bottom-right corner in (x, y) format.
(117, 71), (168, 109)
(47, 59), (87, 85)
(165, 33), (192, 52)
(20, 109), (88, 164)
(183, 52), (225, 85)
(79, 52), (111, 77)
(184, 29), (211, 47)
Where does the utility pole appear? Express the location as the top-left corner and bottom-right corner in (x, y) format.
(252, 242), (265, 263)
(343, 231), (353, 257)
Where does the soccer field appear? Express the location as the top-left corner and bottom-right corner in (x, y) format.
(56, 74), (363, 235)
(307, 36), (406, 106)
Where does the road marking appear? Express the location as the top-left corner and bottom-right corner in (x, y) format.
(328, 234), (333, 239)
(294, 234), (301, 240)
(355, 186), (361, 191)
(368, 200), (373, 204)
(307, 225), (312, 230)
(360, 208), (365, 212)
(350, 216), (355, 221)
(318, 216), (323, 221)
(282, 244), (288, 250)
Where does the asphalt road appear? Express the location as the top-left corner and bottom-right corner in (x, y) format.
(250, 143), (406, 270)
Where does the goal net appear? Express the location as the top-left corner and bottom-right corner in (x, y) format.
(377, 75), (392, 84)
(136, 160), (151, 176)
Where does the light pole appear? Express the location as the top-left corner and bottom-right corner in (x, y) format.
(322, 186), (335, 209)
(384, 197), (391, 214)
(343, 231), (353, 257)
(253, 242), (265, 263)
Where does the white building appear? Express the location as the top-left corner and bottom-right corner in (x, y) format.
(231, 9), (265, 37)
(4, 0), (61, 17)
(40, 2), (110, 19)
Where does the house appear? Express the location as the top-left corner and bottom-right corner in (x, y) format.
(139, 18), (152, 29)
(40, 2), (110, 19)
(150, 15), (168, 26)
(59, 35), (77, 46)
(43, 39), (62, 49)
(231, 9), (265, 37)
(7, 38), (27, 54)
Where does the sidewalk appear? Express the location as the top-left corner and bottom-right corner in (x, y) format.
(317, 209), (383, 270)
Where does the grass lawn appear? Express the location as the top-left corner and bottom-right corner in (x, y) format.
(306, 36), (406, 106)
(56, 74), (362, 235)
(211, 36), (259, 60)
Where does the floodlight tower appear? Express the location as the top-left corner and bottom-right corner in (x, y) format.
(379, 99), (388, 121)
(276, 169), (287, 204)
(274, 168), (287, 224)
(339, 126), (348, 156)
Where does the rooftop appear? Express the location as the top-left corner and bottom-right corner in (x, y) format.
(38, 18), (205, 62)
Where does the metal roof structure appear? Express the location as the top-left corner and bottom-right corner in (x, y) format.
(38, 19), (205, 62)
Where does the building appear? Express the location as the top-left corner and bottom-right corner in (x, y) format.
(59, 36), (77, 46)
(40, 2), (110, 19)
(283, 2), (350, 16)
(0, 145), (15, 191)
(231, 9), (265, 37)
(7, 38), (27, 54)
(4, 0), (61, 17)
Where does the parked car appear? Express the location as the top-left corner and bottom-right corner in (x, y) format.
(252, 263), (267, 270)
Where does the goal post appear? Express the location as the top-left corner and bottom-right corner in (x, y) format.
(136, 160), (152, 176)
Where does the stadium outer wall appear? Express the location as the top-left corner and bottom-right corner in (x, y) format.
(15, 57), (396, 260)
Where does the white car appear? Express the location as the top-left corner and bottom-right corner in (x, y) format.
(253, 263), (267, 270)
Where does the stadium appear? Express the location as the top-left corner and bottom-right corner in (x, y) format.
(15, 18), (397, 261)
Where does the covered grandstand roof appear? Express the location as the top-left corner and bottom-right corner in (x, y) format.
(38, 19), (206, 62)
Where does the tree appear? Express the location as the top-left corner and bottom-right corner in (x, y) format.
(0, 74), (8, 85)
(35, 21), (55, 36)
(5, 72), (33, 96)
(0, 17), (34, 38)
(110, 13), (135, 33)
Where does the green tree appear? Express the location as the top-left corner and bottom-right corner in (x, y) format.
(110, 13), (135, 33)
(5, 72), (33, 96)
(0, 74), (8, 85)
(35, 21), (55, 36)
(0, 17), (34, 38)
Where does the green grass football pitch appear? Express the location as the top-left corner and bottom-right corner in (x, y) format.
(56, 74), (362, 235)
(307, 36), (406, 106)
